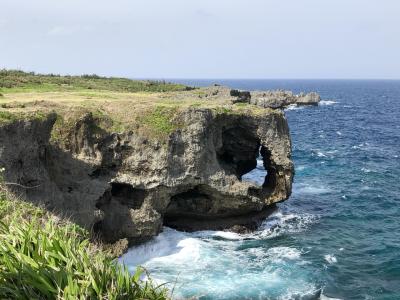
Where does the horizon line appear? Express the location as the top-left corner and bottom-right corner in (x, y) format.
(133, 77), (400, 81)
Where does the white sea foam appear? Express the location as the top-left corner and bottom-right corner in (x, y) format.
(352, 142), (370, 150)
(320, 294), (343, 300)
(285, 104), (304, 111)
(324, 254), (337, 264)
(296, 165), (306, 171)
(279, 286), (321, 300)
(296, 184), (331, 195)
(319, 100), (338, 106)
(252, 210), (318, 240)
(121, 208), (319, 299)
(119, 228), (198, 268)
(212, 231), (242, 240)
(313, 149), (337, 158)
(326, 150), (338, 154)
(266, 246), (302, 260)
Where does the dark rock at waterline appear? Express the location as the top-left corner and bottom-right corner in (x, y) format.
(165, 205), (277, 233)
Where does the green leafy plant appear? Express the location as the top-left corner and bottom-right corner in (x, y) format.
(0, 186), (170, 300)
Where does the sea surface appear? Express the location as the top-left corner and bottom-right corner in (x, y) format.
(120, 80), (400, 299)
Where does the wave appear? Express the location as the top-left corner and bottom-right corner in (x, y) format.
(295, 183), (331, 195)
(251, 210), (319, 240)
(361, 167), (372, 173)
(319, 100), (338, 106)
(324, 254), (337, 264)
(320, 294), (343, 300)
(120, 208), (320, 299)
(278, 287), (321, 300)
(296, 165), (307, 171)
(312, 149), (337, 159)
(265, 246), (302, 261)
(119, 228), (197, 269)
(351, 142), (370, 150)
(285, 104), (304, 111)
(212, 231), (242, 240)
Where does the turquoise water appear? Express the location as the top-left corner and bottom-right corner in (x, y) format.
(121, 80), (400, 299)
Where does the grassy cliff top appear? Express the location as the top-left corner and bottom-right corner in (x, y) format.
(0, 69), (190, 93)
(0, 70), (273, 140)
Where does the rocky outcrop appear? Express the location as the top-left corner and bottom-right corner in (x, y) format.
(232, 89), (321, 108)
(230, 89), (251, 103)
(0, 107), (293, 245)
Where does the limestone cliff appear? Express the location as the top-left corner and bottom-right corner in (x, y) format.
(0, 91), (293, 245)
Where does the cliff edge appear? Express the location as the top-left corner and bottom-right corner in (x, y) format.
(0, 77), (298, 245)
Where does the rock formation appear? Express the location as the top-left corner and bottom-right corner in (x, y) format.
(0, 106), (293, 245)
(249, 90), (321, 108)
(185, 85), (321, 108)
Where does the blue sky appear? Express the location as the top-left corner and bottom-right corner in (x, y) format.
(1, 0), (399, 79)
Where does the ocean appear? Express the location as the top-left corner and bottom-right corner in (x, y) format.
(120, 80), (400, 299)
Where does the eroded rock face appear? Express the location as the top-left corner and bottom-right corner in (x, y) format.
(249, 90), (321, 108)
(0, 108), (293, 244)
(229, 89), (321, 108)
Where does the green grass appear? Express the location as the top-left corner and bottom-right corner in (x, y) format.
(0, 111), (19, 123)
(141, 106), (183, 139)
(0, 185), (170, 300)
(0, 69), (193, 94)
(0, 110), (50, 125)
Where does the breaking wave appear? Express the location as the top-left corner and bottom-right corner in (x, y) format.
(319, 100), (338, 106)
(120, 208), (319, 299)
(285, 104), (305, 111)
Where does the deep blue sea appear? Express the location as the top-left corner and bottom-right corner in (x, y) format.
(121, 80), (400, 299)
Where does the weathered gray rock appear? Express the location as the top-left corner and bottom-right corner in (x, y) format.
(296, 92), (321, 105)
(247, 90), (321, 108)
(230, 89), (251, 103)
(0, 108), (293, 245)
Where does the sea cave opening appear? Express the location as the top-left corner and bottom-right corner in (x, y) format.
(216, 127), (273, 188)
(241, 146), (268, 186)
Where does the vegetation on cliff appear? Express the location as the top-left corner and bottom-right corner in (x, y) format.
(0, 70), (270, 144)
(0, 173), (170, 299)
(0, 69), (190, 93)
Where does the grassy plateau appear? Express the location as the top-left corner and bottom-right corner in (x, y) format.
(0, 70), (269, 141)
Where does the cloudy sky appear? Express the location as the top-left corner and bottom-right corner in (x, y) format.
(1, 0), (399, 79)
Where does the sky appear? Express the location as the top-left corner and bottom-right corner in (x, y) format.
(1, 0), (400, 79)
